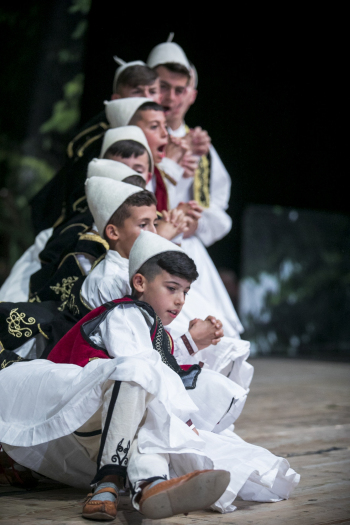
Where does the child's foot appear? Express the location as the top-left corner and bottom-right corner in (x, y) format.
(139, 469), (230, 519)
(82, 482), (119, 521)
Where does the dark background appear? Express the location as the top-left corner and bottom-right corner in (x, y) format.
(0, 2), (344, 272)
(79, 8), (344, 272)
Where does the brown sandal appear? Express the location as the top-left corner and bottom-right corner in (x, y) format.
(82, 486), (119, 521)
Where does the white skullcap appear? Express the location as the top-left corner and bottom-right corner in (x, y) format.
(147, 33), (190, 72)
(87, 159), (141, 182)
(105, 98), (151, 128)
(99, 125), (154, 172)
(86, 176), (142, 237)
(190, 63), (198, 89)
(112, 57), (146, 94)
(129, 230), (184, 282)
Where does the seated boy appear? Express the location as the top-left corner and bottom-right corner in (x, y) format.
(0, 209), (232, 521)
(30, 60), (161, 235)
(0, 126), (152, 304)
(82, 176), (224, 366)
(0, 228), (299, 519)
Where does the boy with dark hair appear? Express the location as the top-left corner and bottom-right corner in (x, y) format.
(82, 177), (220, 360)
(29, 58), (161, 236)
(112, 58), (160, 101)
(0, 229), (233, 520)
(146, 37), (246, 346)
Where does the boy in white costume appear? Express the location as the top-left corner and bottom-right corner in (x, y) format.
(0, 126), (151, 304)
(0, 228), (300, 519)
(146, 37), (245, 344)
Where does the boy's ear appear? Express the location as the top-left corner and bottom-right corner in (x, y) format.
(190, 89), (198, 105)
(104, 223), (119, 242)
(133, 273), (146, 294)
(111, 93), (121, 100)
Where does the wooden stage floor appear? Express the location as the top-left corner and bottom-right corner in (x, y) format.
(1, 358), (349, 524)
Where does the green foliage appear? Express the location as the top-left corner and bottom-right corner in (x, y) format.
(39, 74), (84, 134)
(240, 206), (350, 358)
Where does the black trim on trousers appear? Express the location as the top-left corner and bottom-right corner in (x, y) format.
(91, 464), (127, 485)
(74, 429), (102, 437)
(94, 381), (122, 480)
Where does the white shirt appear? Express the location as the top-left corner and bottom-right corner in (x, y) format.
(81, 248), (200, 366)
(158, 123), (232, 247)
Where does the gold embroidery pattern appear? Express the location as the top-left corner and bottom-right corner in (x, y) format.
(37, 323), (49, 340)
(72, 196), (88, 214)
(1, 355), (24, 369)
(0, 340), (4, 351)
(184, 124), (210, 208)
(50, 276), (79, 315)
(6, 309), (36, 338)
(78, 232), (109, 251)
(29, 294), (41, 303)
(193, 154), (210, 208)
(67, 122), (109, 158)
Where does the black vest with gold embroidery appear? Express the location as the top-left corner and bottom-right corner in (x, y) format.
(30, 110), (109, 235)
(29, 209), (108, 320)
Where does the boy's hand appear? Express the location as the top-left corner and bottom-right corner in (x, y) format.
(165, 136), (188, 163)
(180, 151), (199, 178)
(183, 216), (199, 238)
(177, 201), (203, 220)
(188, 316), (224, 350)
(157, 209), (188, 240)
(186, 127), (211, 156)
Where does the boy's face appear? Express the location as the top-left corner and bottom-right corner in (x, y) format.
(112, 79), (161, 103)
(134, 269), (190, 326)
(134, 110), (168, 165)
(156, 66), (189, 125)
(107, 204), (158, 257)
(104, 151), (150, 180)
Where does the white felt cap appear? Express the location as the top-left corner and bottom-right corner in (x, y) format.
(129, 230), (184, 282)
(87, 159), (141, 182)
(105, 98), (151, 128)
(99, 125), (154, 172)
(147, 37), (190, 72)
(112, 58), (146, 94)
(86, 176), (142, 237)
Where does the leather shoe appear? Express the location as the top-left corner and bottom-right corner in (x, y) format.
(139, 469), (230, 519)
(82, 487), (118, 521)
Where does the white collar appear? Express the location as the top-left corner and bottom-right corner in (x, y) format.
(168, 123), (186, 138)
(106, 249), (129, 269)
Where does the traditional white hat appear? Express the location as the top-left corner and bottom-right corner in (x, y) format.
(112, 56), (146, 94)
(190, 63), (198, 89)
(105, 98), (151, 128)
(86, 176), (142, 237)
(147, 33), (190, 72)
(87, 159), (141, 183)
(99, 125), (154, 172)
(129, 230), (184, 282)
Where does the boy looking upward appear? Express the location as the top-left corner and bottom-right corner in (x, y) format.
(30, 59), (161, 236)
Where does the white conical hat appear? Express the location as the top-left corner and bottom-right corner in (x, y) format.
(147, 33), (190, 71)
(112, 57), (146, 93)
(129, 230), (184, 282)
(87, 159), (141, 182)
(105, 98), (151, 128)
(99, 125), (154, 172)
(86, 176), (142, 237)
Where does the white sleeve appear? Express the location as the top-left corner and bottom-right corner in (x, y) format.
(195, 145), (232, 247)
(99, 305), (155, 359)
(173, 331), (201, 365)
(0, 227), (53, 302)
(81, 273), (130, 310)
